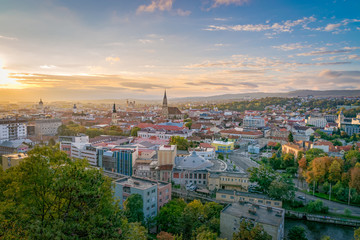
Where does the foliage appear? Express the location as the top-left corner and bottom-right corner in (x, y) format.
(123, 194), (144, 223)
(268, 175), (295, 201)
(355, 227), (360, 240)
(287, 226), (307, 240)
(232, 219), (271, 240)
(0, 146), (126, 239)
(131, 127), (141, 137)
(157, 231), (174, 240)
(170, 136), (189, 150)
(288, 132), (294, 143)
(218, 153), (224, 160)
(248, 165), (277, 194)
(306, 200), (329, 214)
(157, 199), (223, 240)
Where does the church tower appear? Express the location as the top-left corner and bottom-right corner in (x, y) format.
(111, 103), (117, 125)
(162, 90), (169, 118)
(337, 110), (344, 129)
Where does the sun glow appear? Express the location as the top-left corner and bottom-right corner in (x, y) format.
(0, 59), (22, 88)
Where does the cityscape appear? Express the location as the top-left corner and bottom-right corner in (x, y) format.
(1, 1), (360, 240)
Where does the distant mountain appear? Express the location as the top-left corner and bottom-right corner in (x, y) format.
(171, 90), (360, 104)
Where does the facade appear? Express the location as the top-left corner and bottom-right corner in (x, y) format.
(0, 119), (27, 142)
(220, 202), (285, 240)
(158, 145), (177, 166)
(34, 119), (62, 136)
(306, 116), (327, 128)
(211, 140), (234, 153)
(98, 146), (139, 176)
(172, 151), (214, 187)
(59, 135), (98, 165)
(216, 189), (282, 208)
(281, 143), (304, 159)
(243, 116), (266, 128)
(113, 176), (172, 219)
(208, 172), (249, 191)
(1, 152), (28, 171)
(137, 128), (191, 140)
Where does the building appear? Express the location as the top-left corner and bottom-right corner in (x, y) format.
(216, 189), (282, 208)
(111, 103), (117, 125)
(0, 118), (27, 142)
(281, 143), (304, 159)
(34, 119), (62, 136)
(112, 175), (171, 219)
(220, 202), (284, 240)
(137, 128), (191, 140)
(208, 172), (249, 191)
(158, 145), (177, 166)
(172, 151), (214, 187)
(1, 152), (28, 171)
(0, 140), (29, 156)
(306, 116), (327, 128)
(243, 116), (266, 128)
(211, 140), (234, 153)
(161, 90), (183, 119)
(98, 146), (139, 176)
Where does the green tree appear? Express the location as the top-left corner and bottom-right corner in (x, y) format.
(157, 199), (187, 234)
(287, 226), (307, 240)
(248, 165), (277, 194)
(288, 132), (294, 143)
(170, 136), (189, 150)
(355, 227), (360, 240)
(232, 219), (271, 240)
(85, 128), (103, 138)
(48, 138), (56, 146)
(268, 176), (295, 201)
(131, 127), (141, 137)
(124, 194), (144, 223)
(0, 146), (125, 239)
(306, 200), (328, 214)
(305, 148), (326, 162)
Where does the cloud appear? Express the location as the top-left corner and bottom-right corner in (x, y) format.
(324, 23), (342, 31)
(211, 0), (249, 8)
(137, 0), (190, 16)
(297, 50), (351, 56)
(319, 69), (342, 78)
(0, 35), (18, 41)
(185, 80), (258, 88)
(348, 55), (360, 60)
(204, 16), (316, 34)
(105, 56), (120, 64)
(272, 43), (312, 51)
(40, 65), (57, 69)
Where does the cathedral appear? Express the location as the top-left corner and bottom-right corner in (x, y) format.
(161, 90), (183, 119)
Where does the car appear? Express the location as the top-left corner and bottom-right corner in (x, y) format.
(297, 195), (306, 200)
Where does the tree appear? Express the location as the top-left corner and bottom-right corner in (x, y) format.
(306, 200), (328, 214)
(355, 227), (360, 240)
(328, 159), (343, 183)
(287, 226), (307, 240)
(232, 219), (271, 240)
(124, 194), (144, 223)
(268, 177), (295, 201)
(157, 199), (187, 234)
(344, 150), (360, 171)
(288, 132), (294, 143)
(350, 167), (360, 193)
(48, 138), (56, 146)
(305, 148), (326, 162)
(248, 165), (277, 194)
(282, 153), (295, 168)
(131, 127), (141, 137)
(0, 146), (125, 239)
(157, 231), (175, 240)
(170, 136), (189, 150)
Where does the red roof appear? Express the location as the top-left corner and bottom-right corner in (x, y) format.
(199, 143), (214, 149)
(137, 123), (184, 131)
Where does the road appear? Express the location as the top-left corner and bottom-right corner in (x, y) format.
(295, 191), (360, 216)
(227, 150), (259, 173)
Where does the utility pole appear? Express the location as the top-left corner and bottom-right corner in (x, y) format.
(313, 180), (315, 196)
(348, 187), (351, 205)
(329, 183), (331, 201)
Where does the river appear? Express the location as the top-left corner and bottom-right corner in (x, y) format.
(285, 219), (355, 240)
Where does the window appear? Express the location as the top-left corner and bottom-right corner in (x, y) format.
(249, 198), (254, 202)
(266, 201), (271, 205)
(221, 195), (226, 198)
(275, 202), (280, 206)
(258, 200), (263, 203)
(230, 196), (234, 199)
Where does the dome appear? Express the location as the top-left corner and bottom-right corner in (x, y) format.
(175, 151), (214, 170)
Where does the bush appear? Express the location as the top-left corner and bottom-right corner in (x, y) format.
(306, 200), (329, 214)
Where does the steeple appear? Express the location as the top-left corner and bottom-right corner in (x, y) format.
(162, 89), (168, 108)
(39, 99), (43, 105)
(113, 103), (116, 113)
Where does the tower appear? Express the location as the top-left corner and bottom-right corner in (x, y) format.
(111, 103), (117, 125)
(73, 104), (77, 114)
(162, 90), (168, 118)
(337, 110), (344, 129)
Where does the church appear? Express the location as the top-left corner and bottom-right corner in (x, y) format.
(161, 90), (183, 119)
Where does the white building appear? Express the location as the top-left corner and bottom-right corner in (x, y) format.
(0, 119), (27, 142)
(59, 135), (97, 166)
(306, 116), (327, 128)
(137, 129), (191, 140)
(35, 119), (62, 136)
(242, 116), (266, 128)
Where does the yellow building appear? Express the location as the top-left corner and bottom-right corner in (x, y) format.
(216, 189), (282, 208)
(1, 153), (28, 171)
(158, 145), (177, 166)
(208, 172), (249, 191)
(211, 140), (234, 153)
(281, 143), (304, 159)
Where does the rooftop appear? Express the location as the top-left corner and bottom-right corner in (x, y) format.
(221, 202), (284, 227)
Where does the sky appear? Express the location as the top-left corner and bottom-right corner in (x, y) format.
(0, 0), (360, 101)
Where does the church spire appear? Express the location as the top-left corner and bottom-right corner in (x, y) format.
(163, 89), (167, 108)
(113, 103), (116, 113)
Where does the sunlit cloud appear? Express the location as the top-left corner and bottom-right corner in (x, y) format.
(211, 0), (249, 8)
(272, 43), (312, 51)
(105, 56), (120, 64)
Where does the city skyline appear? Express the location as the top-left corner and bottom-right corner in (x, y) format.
(0, 0), (360, 101)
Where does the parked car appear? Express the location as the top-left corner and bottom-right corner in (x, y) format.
(297, 195), (306, 200)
